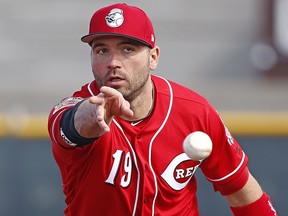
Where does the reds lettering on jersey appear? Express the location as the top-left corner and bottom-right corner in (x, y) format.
(48, 75), (248, 216)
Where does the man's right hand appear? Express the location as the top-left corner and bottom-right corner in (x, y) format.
(74, 86), (133, 138)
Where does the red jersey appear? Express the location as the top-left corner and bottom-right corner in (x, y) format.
(48, 75), (249, 216)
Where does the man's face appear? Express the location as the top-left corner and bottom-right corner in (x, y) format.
(90, 36), (153, 101)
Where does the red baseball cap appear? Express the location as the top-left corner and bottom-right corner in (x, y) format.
(81, 3), (156, 48)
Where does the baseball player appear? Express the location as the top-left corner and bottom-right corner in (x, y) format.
(48, 3), (277, 216)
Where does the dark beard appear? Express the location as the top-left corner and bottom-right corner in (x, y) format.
(92, 65), (150, 103)
(123, 72), (150, 102)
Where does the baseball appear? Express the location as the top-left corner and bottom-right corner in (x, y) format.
(115, 17), (124, 26)
(183, 131), (213, 161)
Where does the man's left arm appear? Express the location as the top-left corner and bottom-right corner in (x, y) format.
(226, 171), (277, 216)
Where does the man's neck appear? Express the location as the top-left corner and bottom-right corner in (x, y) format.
(128, 79), (154, 121)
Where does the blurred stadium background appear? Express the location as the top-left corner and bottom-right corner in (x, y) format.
(0, 0), (287, 215)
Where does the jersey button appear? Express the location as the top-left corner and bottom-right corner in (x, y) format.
(144, 197), (149, 203)
(136, 134), (141, 139)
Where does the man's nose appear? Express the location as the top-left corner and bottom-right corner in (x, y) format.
(107, 52), (121, 69)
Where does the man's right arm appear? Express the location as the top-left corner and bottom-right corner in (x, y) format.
(74, 86), (134, 138)
(57, 86), (133, 147)
(48, 86), (133, 148)
(73, 98), (110, 139)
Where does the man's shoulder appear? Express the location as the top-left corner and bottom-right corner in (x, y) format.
(73, 80), (100, 98)
(152, 75), (209, 106)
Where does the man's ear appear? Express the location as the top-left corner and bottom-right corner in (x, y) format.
(150, 46), (160, 70)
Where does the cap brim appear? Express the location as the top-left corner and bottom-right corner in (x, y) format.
(81, 33), (152, 47)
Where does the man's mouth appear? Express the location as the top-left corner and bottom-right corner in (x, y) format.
(106, 75), (126, 87)
(109, 76), (123, 82)
(108, 75), (123, 82)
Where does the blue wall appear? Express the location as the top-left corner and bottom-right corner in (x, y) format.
(0, 137), (286, 215)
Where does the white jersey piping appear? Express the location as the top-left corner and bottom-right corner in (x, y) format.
(87, 81), (95, 96)
(51, 109), (69, 144)
(206, 151), (246, 182)
(149, 76), (173, 216)
(112, 119), (141, 216)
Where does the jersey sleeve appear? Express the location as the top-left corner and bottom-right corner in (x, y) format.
(47, 81), (99, 153)
(48, 96), (84, 149)
(200, 105), (249, 195)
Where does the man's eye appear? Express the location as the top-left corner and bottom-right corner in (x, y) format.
(97, 48), (108, 54)
(98, 49), (107, 54)
(123, 47), (134, 53)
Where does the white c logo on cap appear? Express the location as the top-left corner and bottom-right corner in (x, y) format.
(105, 8), (124, 28)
